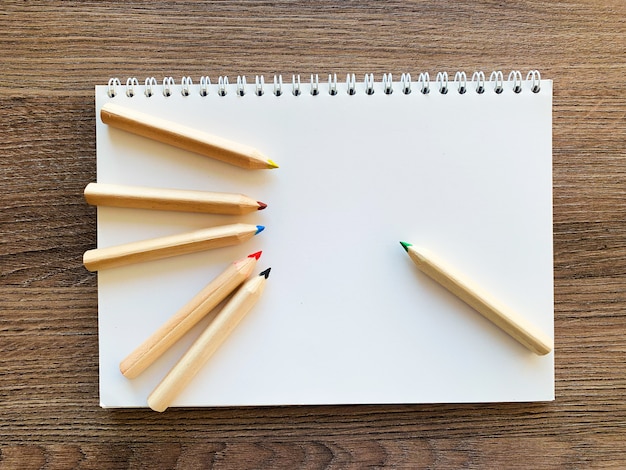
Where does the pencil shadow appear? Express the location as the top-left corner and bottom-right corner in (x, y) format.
(400, 255), (532, 357)
(107, 129), (277, 191)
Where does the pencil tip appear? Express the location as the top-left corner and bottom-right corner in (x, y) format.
(255, 225), (265, 235)
(400, 241), (412, 252)
(259, 267), (271, 279)
(257, 201), (267, 210)
(267, 159), (279, 169)
(248, 251), (262, 260)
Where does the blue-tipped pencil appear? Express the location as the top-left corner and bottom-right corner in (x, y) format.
(83, 223), (265, 271)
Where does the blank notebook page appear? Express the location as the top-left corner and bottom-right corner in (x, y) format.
(95, 73), (554, 407)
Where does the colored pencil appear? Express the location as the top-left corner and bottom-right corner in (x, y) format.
(100, 102), (279, 170)
(400, 242), (553, 355)
(148, 268), (271, 412)
(83, 223), (264, 271)
(120, 251), (262, 379)
(84, 183), (267, 215)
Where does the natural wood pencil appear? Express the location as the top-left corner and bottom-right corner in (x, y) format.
(400, 242), (553, 356)
(120, 251), (262, 379)
(83, 223), (264, 271)
(148, 268), (271, 412)
(100, 102), (279, 170)
(84, 182), (267, 215)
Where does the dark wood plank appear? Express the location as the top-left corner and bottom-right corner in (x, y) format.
(0, 96), (96, 287)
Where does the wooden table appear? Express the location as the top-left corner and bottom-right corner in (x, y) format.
(1, 1), (625, 467)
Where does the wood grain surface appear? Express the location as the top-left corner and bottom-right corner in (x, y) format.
(1, 1), (625, 468)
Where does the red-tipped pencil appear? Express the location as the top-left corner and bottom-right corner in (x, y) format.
(120, 252), (262, 379)
(148, 268), (271, 412)
(85, 183), (267, 215)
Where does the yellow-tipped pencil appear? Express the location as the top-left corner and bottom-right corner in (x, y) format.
(148, 268), (271, 412)
(100, 102), (278, 170)
(83, 223), (264, 271)
(400, 242), (552, 356)
(120, 251), (262, 379)
(84, 182), (267, 215)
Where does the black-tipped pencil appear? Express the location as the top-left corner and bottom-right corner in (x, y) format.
(148, 268), (271, 412)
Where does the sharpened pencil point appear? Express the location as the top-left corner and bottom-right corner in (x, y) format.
(400, 241), (412, 252)
(257, 201), (267, 210)
(259, 268), (271, 279)
(248, 251), (262, 260)
(255, 225), (265, 235)
(267, 159), (279, 169)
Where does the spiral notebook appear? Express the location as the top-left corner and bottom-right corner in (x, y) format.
(94, 71), (554, 408)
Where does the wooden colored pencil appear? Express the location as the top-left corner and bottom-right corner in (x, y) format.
(100, 102), (279, 170)
(84, 182), (267, 215)
(400, 242), (553, 356)
(83, 223), (264, 271)
(148, 268), (271, 412)
(119, 251), (262, 379)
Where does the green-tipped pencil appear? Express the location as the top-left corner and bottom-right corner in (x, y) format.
(400, 241), (552, 355)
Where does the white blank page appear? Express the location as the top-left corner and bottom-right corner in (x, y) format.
(95, 75), (554, 407)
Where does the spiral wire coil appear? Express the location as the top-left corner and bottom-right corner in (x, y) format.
(107, 71), (542, 98)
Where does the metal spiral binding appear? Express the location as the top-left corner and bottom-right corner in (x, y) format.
(527, 70), (541, 93)
(162, 77), (174, 97)
(125, 77), (139, 97)
(346, 73), (356, 95)
(236, 76), (246, 96)
(273, 75), (283, 96)
(217, 76), (228, 96)
(255, 75), (264, 96)
(382, 73), (393, 95)
(310, 74), (319, 96)
(105, 71), (543, 98)
(107, 78), (121, 98)
(181, 76), (192, 97)
(436, 72), (449, 95)
(199, 76), (211, 96)
(291, 75), (301, 96)
(489, 71), (504, 94)
(144, 77), (157, 97)
(472, 71), (485, 94)
(328, 74), (338, 96)
(454, 72), (467, 95)
(418, 72), (430, 94)
(401, 73), (411, 95)
(364, 73), (375, 95)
